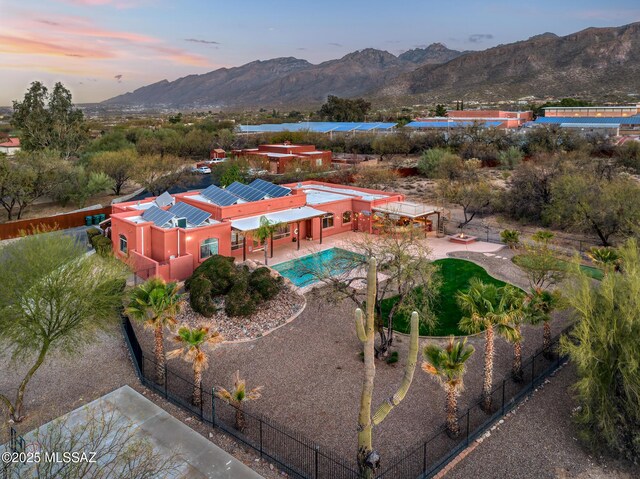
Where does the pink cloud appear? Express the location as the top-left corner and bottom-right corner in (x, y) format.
(0, 34), (115, 59)
(57, 0), (144, 8)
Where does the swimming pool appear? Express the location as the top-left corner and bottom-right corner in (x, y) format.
(272, 248), (365, 287)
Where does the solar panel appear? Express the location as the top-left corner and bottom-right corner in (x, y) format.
(249, 179), (291, 198)
(142, 205), (175, 227)
(201, 184), (240, 206)
(169, 202), (211, 226)
(226, 182), (269, 202)
(154, 191), (174, 208)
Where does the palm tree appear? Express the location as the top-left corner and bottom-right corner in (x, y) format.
(167, 325), (223, 406)
(526, 288), (560, 357)
(422, 336), (474, 437)
(457, 279), (521, 412)
(126, 277), (184, 384)
(252, 216), (282, 266)
(502, 288), (527, 382)
(587, 246), (621, 272)
(500, 229), (521, 250)
(215, 371), (263, 431)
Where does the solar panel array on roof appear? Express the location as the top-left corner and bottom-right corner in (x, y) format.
(142, 205), (175, 227)
(154, 191), (174, 208)
(406, 121), (503, 128)
(249, 179), (291, 198)
(169, 202), (211, 226)
(239, 122), (398, 133)
(201, 184), (240, 206)
(534, 116), (640, 125)
(226, 182), (269, 202)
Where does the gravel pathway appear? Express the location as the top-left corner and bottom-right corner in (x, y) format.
(447, 365), (635, 479)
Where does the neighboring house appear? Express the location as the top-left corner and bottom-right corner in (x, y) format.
(210, 148), (226, 159)
(530, 105), (640, 135)
(232, 143), (332, 174)
(0, 137), (20, 156)
(407, 110), (533, 130)
(110, 180), (440, 281)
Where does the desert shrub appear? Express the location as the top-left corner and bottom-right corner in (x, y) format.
(86, 227), (102, 241)
(189, 274), (217, 317)
(249, 267), (283, 301)
(386, 351), (399, 365)
(224, 270), (256, 317)
(500, 229), (521, 249)
(90, 235), (113, 256)
(186, 254), (236, 296)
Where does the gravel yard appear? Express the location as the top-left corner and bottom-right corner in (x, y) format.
(178, 286), (305, 342)
(131, 250), (573, 468)
(447, 365), (636, 479)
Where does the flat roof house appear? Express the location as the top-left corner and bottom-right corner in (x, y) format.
(109, 180), (439, 281)
(232, 143), (332, 174)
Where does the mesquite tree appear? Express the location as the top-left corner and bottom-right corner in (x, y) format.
(356, 257), (420, 477)
(0, 232), (127, 422)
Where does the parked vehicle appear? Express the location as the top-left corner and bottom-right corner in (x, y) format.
(204, 158), (228, 165)
(193, 166), (212, 174)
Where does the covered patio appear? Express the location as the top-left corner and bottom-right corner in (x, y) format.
(372, 201), (442, 237)
(230, 206), (329, 261)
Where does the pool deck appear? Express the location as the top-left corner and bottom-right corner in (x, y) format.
(244, 232), (505, 291)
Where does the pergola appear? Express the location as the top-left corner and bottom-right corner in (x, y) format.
(371, 201), (441, 237)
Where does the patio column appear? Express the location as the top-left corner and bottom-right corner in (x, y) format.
(319, 218), (323, 245)
(297, 221), (301, 251)
(242, 233), (246, 261)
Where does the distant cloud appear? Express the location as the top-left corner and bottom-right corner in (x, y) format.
(38, 20), (61, 26)
(185, 38), (220, 45)
(57, 0), (142, 8)
(114, 74), (123, 82)
(296, 47), (307, 51)
(386, 40), (401, 44)
(328, 42), (343, 47)
(468, 34), (493, 43)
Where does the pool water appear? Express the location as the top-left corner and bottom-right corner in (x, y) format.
(272, 248), (365, 287)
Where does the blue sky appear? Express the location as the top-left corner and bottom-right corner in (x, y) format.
(2, 0), (639, 104)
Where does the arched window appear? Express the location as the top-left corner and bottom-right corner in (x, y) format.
(119, 234), (128, 254)
(200, 237), (219, 260)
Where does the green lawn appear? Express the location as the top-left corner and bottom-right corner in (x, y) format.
(380, 258), (509, 337)
(511, 255), (604, 281)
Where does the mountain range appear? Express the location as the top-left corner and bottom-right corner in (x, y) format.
(104, 22), (640, 109)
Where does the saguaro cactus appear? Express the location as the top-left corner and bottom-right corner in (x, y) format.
(356, 257), (419, 478)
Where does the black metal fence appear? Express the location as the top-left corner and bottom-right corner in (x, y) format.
(120, 315), (570, 479)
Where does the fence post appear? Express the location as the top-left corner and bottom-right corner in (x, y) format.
(164, 366), (168, 399)
(466, 409), (470, 446)
(259, 419), (263, 458)
(314, 446), (319, 479)
(211, 387), (216, 428)
(423, 441), (427, 474)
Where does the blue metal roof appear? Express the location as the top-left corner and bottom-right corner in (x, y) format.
(406, 121), (503, 129)
(535, 116), (640, 125)
(238, 122), (398, 133)
(559, 123), (621, 129)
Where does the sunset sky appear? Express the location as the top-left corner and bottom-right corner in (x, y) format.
(2, 0), (640, 105)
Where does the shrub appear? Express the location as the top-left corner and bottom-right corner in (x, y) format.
(386, 351), (399, 365)
(224, 271), (256, 317)
(249, 267), (283, 301)
(86, 227), (102, 242)
(189, 274), (217, 317)
(187, 254), (237, 296)
(90, 235), (113, 256)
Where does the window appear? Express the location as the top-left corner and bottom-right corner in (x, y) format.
(200, 238), (219, 259)
(119, 234), (127, 254)
(231, 231), (244, 251)
(272, 223), (290, 240)
(342, 211), (352, 224)
(322, 213), (334, 229)
(315, 158), (323, 167)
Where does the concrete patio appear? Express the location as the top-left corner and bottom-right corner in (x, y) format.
(246, 231), (505, 268)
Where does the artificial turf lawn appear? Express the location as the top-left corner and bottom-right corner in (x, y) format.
(380, 258), (509, 337)
(511, 255), (604, 281)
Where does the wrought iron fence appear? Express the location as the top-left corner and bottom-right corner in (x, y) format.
(120, 314), (571, 479)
